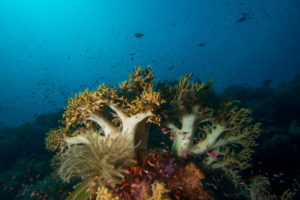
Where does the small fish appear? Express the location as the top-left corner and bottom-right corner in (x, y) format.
(161, 128), (170, 134)
(211, 183), (218, 190)
(89, 181), (97, 187)
(169, 136), (175, 140)
(134, 33), (144, 38)
(198, 43), (206, 47)
(272, 174), (280, 178)
(124, 169), (131, 175)
(106, 179), (113, 184)
(167, 66), (175, 71)
(236, 12), (249, 23)
(138, 168), (143, 176)
(131, 183), (141, 188)
(161, 128), (167, 131)
(120, 183), (130, 190)
(177, 186), (183, 191)
(147, 160), (156, 167)
(183, 152), (192, 158)
(206, 151), (219, 160)
(30, 192), (38, 197)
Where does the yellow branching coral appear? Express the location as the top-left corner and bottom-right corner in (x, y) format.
(159, 74), (260, 179)
(160, 73), (214, 107)
(61, 67), (164, 149)
(120, 66), (154, 94)
(119, 66), (165, 125)
(95, 186), (121, 200)
(148, 181), (171, 200)
(63, 85), (122, 129)
(45, 127), (67, 152)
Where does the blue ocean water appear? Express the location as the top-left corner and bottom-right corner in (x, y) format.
(0, 1), (300, 200)
(0, 0), (300, 126)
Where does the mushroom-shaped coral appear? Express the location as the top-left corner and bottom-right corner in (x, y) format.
(45, 67), (165, 187)
(158, 74), (260, 179)
(62, 66), (164, 150)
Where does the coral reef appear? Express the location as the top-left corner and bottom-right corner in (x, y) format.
(0, 69), (298, 199)
(42, 67), (298, 200)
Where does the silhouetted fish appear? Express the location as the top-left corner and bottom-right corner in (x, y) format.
(263, 79), (272, 87)
(198, 43), (206, 47)
(134, 33), (144, 38)
(236, 13), (249, 23)
(167, 66), (175, 71)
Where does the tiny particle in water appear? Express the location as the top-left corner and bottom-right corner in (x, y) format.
(134, 33), (144, 38)
(198, 43), (206, 47)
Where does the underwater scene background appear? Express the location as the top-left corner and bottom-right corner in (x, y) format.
(0, 0), (300, 199)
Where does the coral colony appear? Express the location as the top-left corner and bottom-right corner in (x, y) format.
(45, 67), (294, 200)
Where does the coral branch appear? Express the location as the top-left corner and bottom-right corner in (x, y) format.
(191, 124), (227, 154)
(86, 112), (119, 136)
(107, 102), (129, 122)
